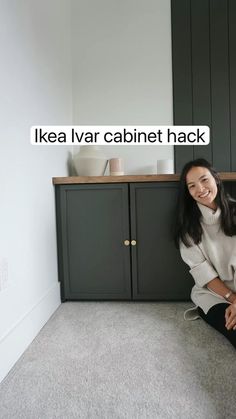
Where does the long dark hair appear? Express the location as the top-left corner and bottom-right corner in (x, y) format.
(174, 158), (236, 248)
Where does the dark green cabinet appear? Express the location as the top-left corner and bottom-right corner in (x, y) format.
(130, 183), (192, 300)
(56, 184), (131, 300)
(55, 182), (193, 301)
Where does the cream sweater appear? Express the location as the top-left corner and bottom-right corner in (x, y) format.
(180, 202), (236, 314)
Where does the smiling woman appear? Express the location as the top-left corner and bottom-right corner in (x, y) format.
(174, 158), (236, 349)
(186, 166), (218, 210)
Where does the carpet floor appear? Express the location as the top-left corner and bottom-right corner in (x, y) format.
(0, 302), (235, 419)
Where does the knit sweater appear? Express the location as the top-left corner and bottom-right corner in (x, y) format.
(180, 202), (236, 315)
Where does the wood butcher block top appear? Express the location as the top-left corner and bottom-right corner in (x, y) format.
(53, 173), (236, 185)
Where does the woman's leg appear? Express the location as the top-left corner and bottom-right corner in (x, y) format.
(198, 303), (236, 349)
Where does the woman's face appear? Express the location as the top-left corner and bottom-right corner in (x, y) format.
(186, 166), (218, 210)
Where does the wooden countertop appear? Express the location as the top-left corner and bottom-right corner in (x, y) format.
(53, 173), (236, 185)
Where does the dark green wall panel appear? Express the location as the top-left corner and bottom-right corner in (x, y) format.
(210, 0), (231, 170)
(171, 0), (194, 170)
(229, 0), (236, 170)
(191, 0), (212, 162)
(172, 0), (235, 172)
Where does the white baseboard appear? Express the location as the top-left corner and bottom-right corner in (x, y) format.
(0, 282), (61, 383)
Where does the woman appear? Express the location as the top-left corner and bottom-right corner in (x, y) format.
(174, 158), (236, 348)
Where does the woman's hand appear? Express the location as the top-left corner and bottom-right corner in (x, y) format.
(225, 303), (236, 330)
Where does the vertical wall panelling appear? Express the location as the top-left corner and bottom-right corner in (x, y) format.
(229, 0), (236, 172)
(210, 0), (231, 171)
(191, 0), (212, 162)
(172, 0), (236, 172)
(171, 0), (194, 170)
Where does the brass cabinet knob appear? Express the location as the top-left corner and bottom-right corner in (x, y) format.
(131, 240), (137, 246)
(124, 240), (130, 246)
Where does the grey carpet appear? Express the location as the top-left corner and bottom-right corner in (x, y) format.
(0, 302), (235, 419)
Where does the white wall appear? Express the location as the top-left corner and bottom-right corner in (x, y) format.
(0, 0), (72, 383)
(0, 0), (173, 383)
(71, 0), (173, 174)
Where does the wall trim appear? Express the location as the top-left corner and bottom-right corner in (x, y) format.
(0, 282), (61, 383)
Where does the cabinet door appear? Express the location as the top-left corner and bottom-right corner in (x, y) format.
(130, 183), (193, 300)
(56, 184), (131, 300)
